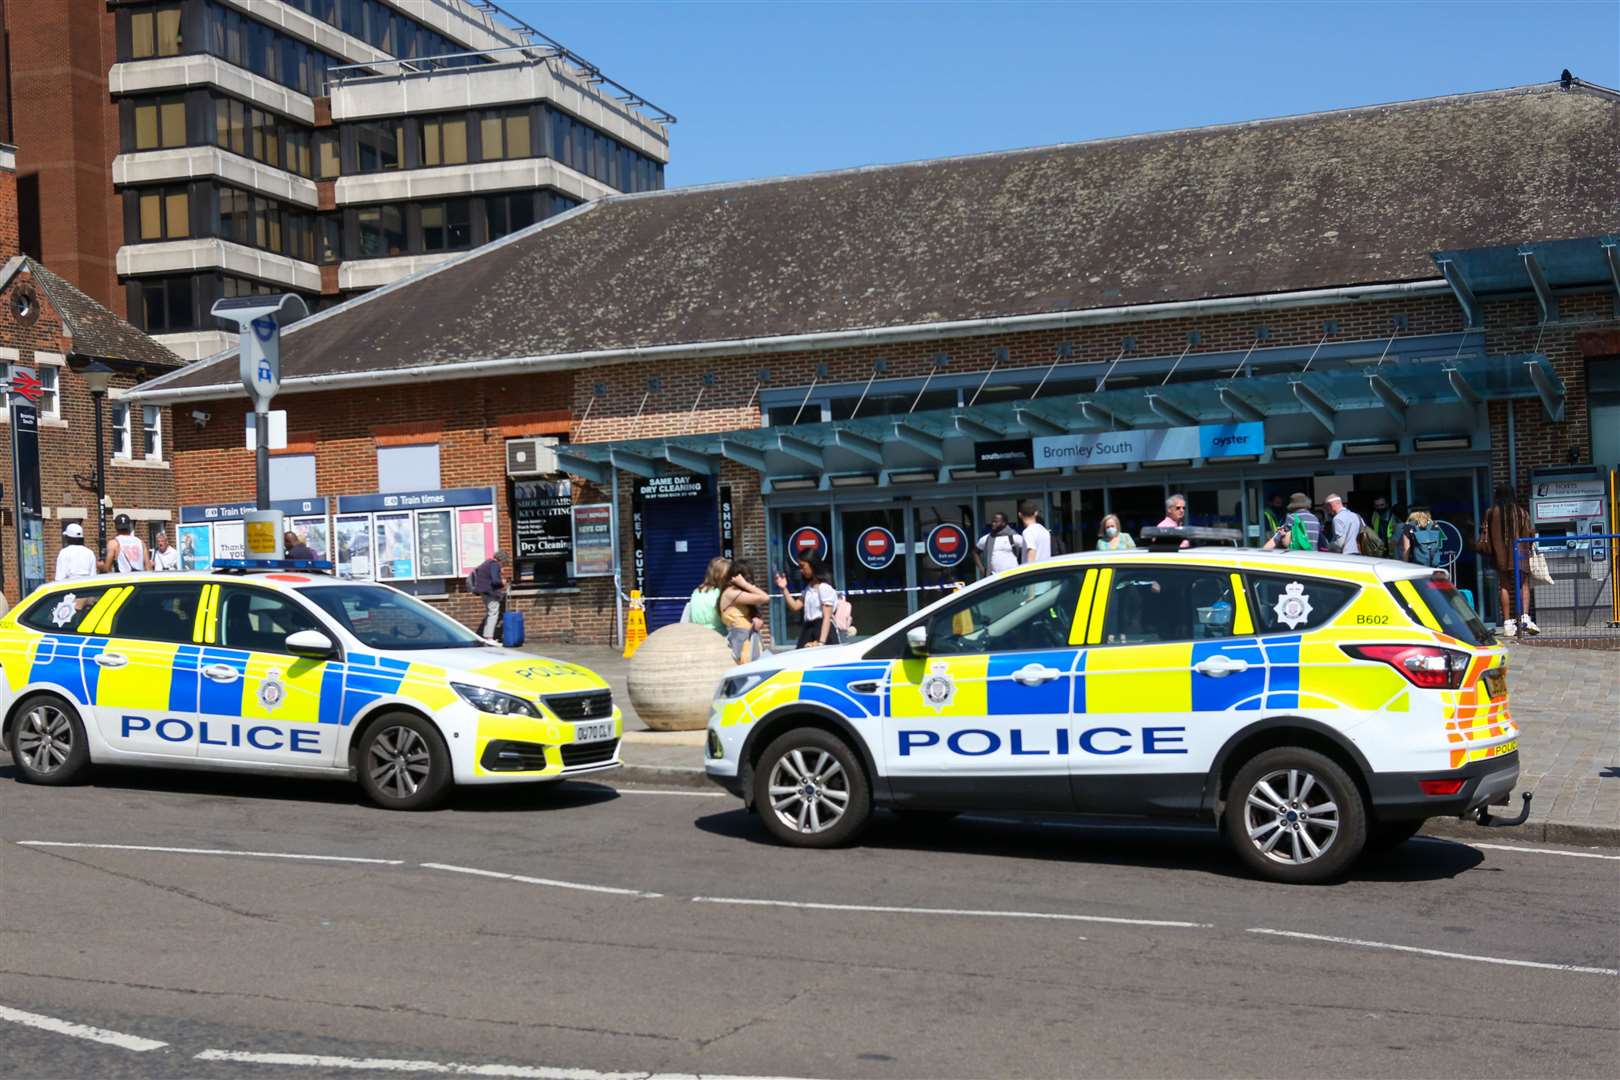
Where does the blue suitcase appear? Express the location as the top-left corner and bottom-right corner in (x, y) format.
(502, 610), (526, 648)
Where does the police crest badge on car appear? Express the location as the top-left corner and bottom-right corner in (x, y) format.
(920, 661), (956, 709)
(1272, 580), (1313, 629)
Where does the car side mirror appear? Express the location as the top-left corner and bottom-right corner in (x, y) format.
(286, 629), (336, 659)
(905, 625), (929, 655)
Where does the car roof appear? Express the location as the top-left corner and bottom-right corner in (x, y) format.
(28, 570), (354, 594)
(998, 547), (1435, 583)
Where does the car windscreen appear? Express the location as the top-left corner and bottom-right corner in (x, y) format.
(298, 585), (486, 650)
(1404, 576), (1494, 646)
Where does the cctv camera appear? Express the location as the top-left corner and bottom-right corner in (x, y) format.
(191, 409), (210, 428)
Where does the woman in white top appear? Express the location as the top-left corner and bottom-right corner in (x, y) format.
(775, 556), (839, 648)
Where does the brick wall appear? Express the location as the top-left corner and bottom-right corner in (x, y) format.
(0, 264), (175, 604)
(0, 157), (17, 262)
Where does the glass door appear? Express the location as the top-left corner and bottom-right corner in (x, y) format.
(772, 506), (832, 646)
(1410, 469), (1483, 616)
(1053, 487), (1104, 554)
(1109, 482), (1166, 547)
(838, 505), (909, 636)
(912, 497), (976, 604)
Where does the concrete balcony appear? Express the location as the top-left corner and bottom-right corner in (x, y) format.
(334, 156), (613, 205)
(114, 147), (319, 209)
(117, 238), (321, 293)
(110, 56), (316, 124)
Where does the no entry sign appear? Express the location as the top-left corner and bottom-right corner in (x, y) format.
(786, 525), (828, 564)
(926, 522), (970, 568)
(854, 526), (897, 570)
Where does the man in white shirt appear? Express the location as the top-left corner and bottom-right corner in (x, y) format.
(55, 522), (99, 581)
(1018, 500), (1052, 563)
(149, 530), (181, 571)
(1323, 493), (1362, 555)
(974, 513), (1025, 576)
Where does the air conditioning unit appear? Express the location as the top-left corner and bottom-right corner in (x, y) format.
(506, 436), (560, 477)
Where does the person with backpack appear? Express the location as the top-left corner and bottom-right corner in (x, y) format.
(1262, 492), (1321, 552)
(974, 512), (1025, 576)
(467, 549), (510, 639)
(1397, 510), (1447, 569)
(774, 556), (841, 648)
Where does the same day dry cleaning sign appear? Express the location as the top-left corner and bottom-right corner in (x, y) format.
(1031, 422), (1264, 466)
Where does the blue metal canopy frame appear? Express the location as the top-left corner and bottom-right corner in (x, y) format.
(555, 350), (1555, 487)
(1434, 234), (1620, 326)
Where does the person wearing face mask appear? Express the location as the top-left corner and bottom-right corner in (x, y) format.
(1096, 513), (1135, 551)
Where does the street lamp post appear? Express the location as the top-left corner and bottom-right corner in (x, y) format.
(80, 361), (115, 550)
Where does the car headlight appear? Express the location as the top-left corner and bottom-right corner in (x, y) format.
(451, 682), (540, 717)
(717, 671), (770, 700)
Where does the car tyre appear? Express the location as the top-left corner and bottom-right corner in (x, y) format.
(753, 727), (871, 848)
(6, 693), (91, 786)
(1224, 747), (1367, 884)
(358, 712), (452, 811)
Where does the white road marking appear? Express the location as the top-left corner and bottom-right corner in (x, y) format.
(0, 1004), (168, 1052)
(420, 863), (662, 899)
(1413, 838), (1620, 861)
(194, 1049), (813, 1079)
(693, 896), (1211, 929)
(15, 841), (404, 865)
(1247, 928), (1619, 977)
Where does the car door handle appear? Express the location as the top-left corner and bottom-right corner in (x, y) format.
(93, 652), (127, 669)
(1011, 664), (1063, 686)
(201, 664), (241, 684)
(1194, 656), (1250, 677)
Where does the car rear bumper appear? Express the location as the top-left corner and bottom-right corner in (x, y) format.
(1366, 752), (1520, 822)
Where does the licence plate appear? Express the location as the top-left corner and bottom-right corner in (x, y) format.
(573, 720), (614, 743)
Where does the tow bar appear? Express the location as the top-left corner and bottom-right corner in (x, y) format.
(1475, 791), (1533, 828)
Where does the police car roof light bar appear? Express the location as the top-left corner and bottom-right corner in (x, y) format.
(1139, 526), (1244, 551)
(211, 558), (335, 574)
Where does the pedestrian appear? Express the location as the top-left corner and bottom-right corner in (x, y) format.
(1369, 496), (1399, 549)
(1157, 493), (1190, 547)
(1479, 484), (1538, 636)
(775, 556), (840, 648)
(148, 530), (181, 571)
(718, 559), (770, 663)
(1397, 510), (1445, 567)
(1321, 493), (1362, 555)
(283, 529), (316, 561)
(100, 514), (147, 573)
(1017, 500), (1051, 563)
(683, 556), (731, 634)
(55, 522), (98, 581)
(1262, 492), (1322, 551)
(1261, 492), (1288, 538)
(974, 512), (1025, 575)
(468, 549), (510, 639)
(1096, 513), (1135, 551)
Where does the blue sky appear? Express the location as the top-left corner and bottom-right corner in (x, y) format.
(499, 1), (1620, 188)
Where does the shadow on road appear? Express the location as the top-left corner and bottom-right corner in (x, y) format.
(692, 806), (1486, 883)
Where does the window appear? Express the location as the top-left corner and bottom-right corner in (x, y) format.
(1103, 568), (1244, 645)
(136, 186), (189, 241)
(485, 192), (536, 240)
(215, 97), (247, 156)
(919, 570), (1085, 655)
(1389, 577), (1492, 646)
(130, 3), (183, 59)
(111, 402), (131, 458)
(37, 366), (59, 419)
(1248, 574), (1358, 636)
(141, 406), (163, 460)
(420, 199), (470, 252)
(20, 587), (113, 634)
(480, 109), (530, 161)
(377, 444), (440, 494)
(1589, 358), (1620, 467)
(269, 453), (317, 501)
(109, 584), (203, 645)
(355, 121), (402, 172)
(135, 274), (194, 334)
(355, 205), (404, 256)
(134, 96), (186, 150)
(317, 216), (341, 264)
(420, 115), (467, 167)
(316, 131), (340, 179)
(217, 586), (323, 653)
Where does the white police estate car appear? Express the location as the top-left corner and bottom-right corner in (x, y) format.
(0, 561), (620, 809)
(706, 543), (1526, 883)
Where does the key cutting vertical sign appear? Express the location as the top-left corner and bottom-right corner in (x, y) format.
(7, 365), (46, 595)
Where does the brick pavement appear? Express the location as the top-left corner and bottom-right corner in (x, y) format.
(526, 639), (1620, 841)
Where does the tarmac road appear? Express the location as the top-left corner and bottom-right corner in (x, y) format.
(1, 761), (1616, 1079)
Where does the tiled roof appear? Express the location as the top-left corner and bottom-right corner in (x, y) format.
(7, 258), (184, 368)
(139, 81), (1620, 398)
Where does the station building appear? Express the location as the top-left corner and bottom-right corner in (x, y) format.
(129, 79), (1620, 643)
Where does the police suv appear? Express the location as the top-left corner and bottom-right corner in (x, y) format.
(1, 561), (620, 809)
(707, 538), (1525, 883)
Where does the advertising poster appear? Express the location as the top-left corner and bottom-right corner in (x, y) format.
(415, 509), (456, 578)
(178, 524), (213, 570)
(334, 514), (373, 580)
(373, 511), (416, 580)
(213, 520), (247, 562)
(510, 478), (573, 586)
(457, 508), (496, 575)
(288, 515), (328, 560)
(571, 504), (614, 577)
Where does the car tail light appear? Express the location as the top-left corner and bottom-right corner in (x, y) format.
(1341, 644), (1470, 689)
(1419, 778), (1466, 796)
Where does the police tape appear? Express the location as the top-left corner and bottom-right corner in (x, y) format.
(619, 582), (969, 604)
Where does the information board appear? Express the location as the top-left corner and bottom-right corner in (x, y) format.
(373, 511), (416, 580)
(415, 509), (457, 579)
(334, 514), (373, 580)
(511, 478), (573, 585)
(213, 520), (246, 561)
(571, 503), (614, 577)
(457, 508), (496, 576)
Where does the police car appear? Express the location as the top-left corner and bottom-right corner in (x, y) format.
(0, 561), (620, 809)
(707, 535), (1525, 883)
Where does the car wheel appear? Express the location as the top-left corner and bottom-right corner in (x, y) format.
(358, 713), (451, 811)
(1364, 819), (1425, 854)
(753, 728), (871, 848)
(1224, 747), (1367, 884)
(7, 694), (90, 786)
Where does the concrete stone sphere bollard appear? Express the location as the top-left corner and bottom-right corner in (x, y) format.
(627, 622), (738, 731)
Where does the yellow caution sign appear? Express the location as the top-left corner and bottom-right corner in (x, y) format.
(623, 588), (648, 658)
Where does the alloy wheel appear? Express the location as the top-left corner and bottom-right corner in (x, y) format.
(1243, 767), (1340, 865)
(368, 725), (432, 800)
(767, 747), (851, 835)
(16, 704), (74, 776)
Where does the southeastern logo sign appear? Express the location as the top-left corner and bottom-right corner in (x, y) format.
(926, 523), (969, 568)
(786, 525), (828, 563)
(854, 526), (896, 570)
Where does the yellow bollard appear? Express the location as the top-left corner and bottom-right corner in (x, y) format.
(623, 588), (648, 659)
